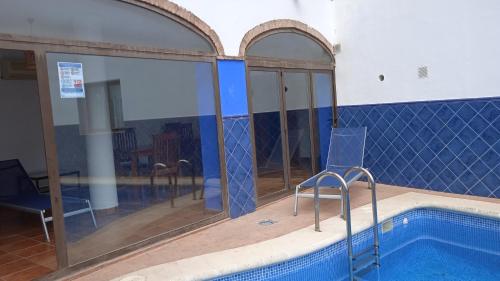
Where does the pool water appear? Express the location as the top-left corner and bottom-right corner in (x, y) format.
(212, 208), (500, 281)
(360, 239), (500, 281)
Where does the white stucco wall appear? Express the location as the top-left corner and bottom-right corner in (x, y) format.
(333, 0), (500, 106)
(174, 0), (500, 107)
(172, 0), (336, 56)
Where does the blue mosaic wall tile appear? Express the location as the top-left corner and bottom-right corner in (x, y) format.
(338, 97), (500, 198)
(223, 116), (256, 218)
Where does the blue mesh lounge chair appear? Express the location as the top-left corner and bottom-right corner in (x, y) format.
(0, 159), (97, 242)
(293, 127), (367, 216)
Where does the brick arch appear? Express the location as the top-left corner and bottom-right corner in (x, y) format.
(131, 0), (224, 55)
(239, 19), (334, 59)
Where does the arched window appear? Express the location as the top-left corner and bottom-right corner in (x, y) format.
(247, 31), (332, 62)
(0, 0), (225, 270)
(244, 24), (335, 201)
(0, 0), (216, 54)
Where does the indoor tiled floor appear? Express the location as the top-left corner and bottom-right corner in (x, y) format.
(66, 183), (499, 281)
(0, 209), (56, 281)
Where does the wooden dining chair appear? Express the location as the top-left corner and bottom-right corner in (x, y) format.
(112, 128), (138, 176)
(149, 132), (196, 207)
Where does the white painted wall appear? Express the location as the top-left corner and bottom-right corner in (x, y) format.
(0, 79), (46, 173)
(172, 0), (336, 56)
(333, 0), (500, 106)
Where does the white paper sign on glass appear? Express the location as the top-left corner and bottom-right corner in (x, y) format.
(57, 62), (85, 98)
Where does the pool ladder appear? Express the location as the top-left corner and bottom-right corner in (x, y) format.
(314, 167), (380, 281)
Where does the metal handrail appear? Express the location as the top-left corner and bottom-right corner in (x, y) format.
(314, 171), (348, 232)
(313, 167), (379, 281)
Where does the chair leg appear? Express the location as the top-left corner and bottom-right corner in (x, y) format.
(191, 173), (196, 200)
(293, 185), (300, 216)
(39, 211), (50, 243)
(168, 176), (174, 207)
(87, 200), (97, 228)
(198, 177), (204, 200)
(175, 174), (180, 197)
(150, 173), (156, 202)
(340, 189), (345, 219)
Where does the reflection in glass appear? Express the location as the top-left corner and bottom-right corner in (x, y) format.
(283, 72), (313, 186)
(249, 71), (286, 197)
(247, 32), (332, 62)
(46, 53), (223, 264)
(0, 0), (214, 53)
(313, 73), (334, 170)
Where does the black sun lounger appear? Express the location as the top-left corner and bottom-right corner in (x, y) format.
(0, 159), (96, 242)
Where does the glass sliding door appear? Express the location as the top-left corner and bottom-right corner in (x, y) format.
(312, 72), (334, 170)
(249, 69), (334, 201)
(46, 53), (224, 265)
(249, 70), (286, 197)
(283, 72), (314, 186)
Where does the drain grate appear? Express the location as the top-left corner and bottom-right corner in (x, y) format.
(258, 219), (277, 226)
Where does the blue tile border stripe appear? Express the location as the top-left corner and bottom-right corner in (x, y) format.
(222, 116), (256, 218)
(338, 97), (500, 198)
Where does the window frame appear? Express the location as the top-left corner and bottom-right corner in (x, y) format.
(243, 28), (337, 206)
(0, 0), (229, 274)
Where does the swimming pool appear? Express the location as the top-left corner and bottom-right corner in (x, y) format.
(212, 208), (500, 281)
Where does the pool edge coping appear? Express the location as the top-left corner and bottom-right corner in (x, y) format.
(112, 191), (500, 281)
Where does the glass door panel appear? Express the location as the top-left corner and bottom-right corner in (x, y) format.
(283, 72), (313, 186)
(312, 72), (334, 170)
(46, 53), (224, 265)
(249, 70), (286, 197)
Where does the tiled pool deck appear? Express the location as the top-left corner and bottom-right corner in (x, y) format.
(63, 183), (499, 281)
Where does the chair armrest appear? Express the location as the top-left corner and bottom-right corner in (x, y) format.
(153, 163), (167, 169)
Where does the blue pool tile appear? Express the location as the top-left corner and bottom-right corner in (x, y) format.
(430, 177), (447, 191)
(469, 137), (489, 157)
(482, 172), (499, 192)
(468, 181), (492, 197)
(391, 117), (406, 132)
(427, 117), (445, 133)
(437, 127), (454, 144)
(437, 147), (455, 164)
(480, 126), (500, 146)
(456, 103), (476, 121)
(420, 166), (437, 182)
(436, 104), (455, 123)
(458, 148), (477, 167)
(449, 179), (468, 194)
(469, 160), (489, 179)
(428, 136), (445, 153)
(223, 116), (256, 218)
(417, 106), (434, 123)
(468, 115), (489, 134)
(419, 126), (435, 141)
(409, 136), (426, 153)
(399, 106), (414, 123)
(457, 126), (476, 145)
(401, 146), (417, 162)
(393, 154), (408, 169)
(428, 157), (444, 172)
(439, 168), (456, 185)
(482, 149), (500, 167)
(447, 115), (466, 132)
(419, 147), (435, 163)
(459, 169), (478, 187)
(338, 97), (500, 198)
(448, 159), (466, 177)
(479, 102), (500, 122)
(448, 137), (467, 156)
